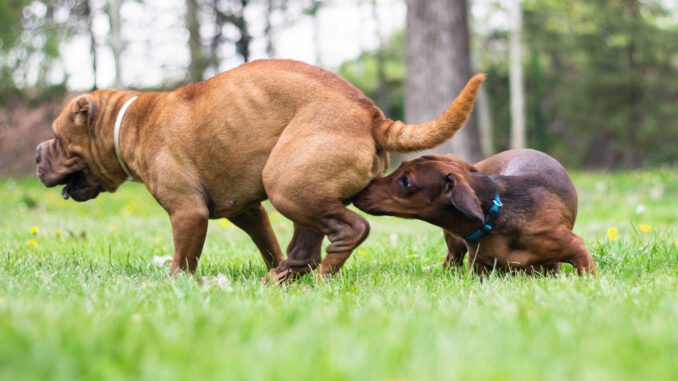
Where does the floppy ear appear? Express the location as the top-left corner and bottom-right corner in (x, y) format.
(71, 95), (96, 127)
(446, 173), (484, 223)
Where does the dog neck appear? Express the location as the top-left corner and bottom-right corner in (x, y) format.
(439, 172), (505, 239)
(113, 96), (138, 181)
(90, 91), (144, 189)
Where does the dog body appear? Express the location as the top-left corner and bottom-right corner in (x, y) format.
(353, 149), (595, 275)
(36, 59), (484, 280)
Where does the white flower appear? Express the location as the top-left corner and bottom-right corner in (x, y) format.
(152, 255), (172, 266)
(649, 186), (664, 200)
(199, 273), (233, 291)
(635, 204), (646, 214)
(389, 233), (398, 247)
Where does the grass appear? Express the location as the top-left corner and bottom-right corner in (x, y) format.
(1, 170), (677, 380)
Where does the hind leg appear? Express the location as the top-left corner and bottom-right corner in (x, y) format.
(228, 203), (284, 269)
(262, 121), (377, 282)
(317, 203), (370, 275)
(264, 223), (324, 283)
(566, 234), (596, 276)
(265, 199), (370, 282)
(539, 229), (595, 276)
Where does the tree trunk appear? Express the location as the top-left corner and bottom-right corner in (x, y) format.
(235, 0), (251, 62)
(509, 0), (526, 149)
(625, 0), (640, 168)
(186, 0), (206, 82)
(107, 0), (123, 89)
(311, 2), (322, 66)
(404, 0), (481, 162)
(86, 0), (98, 91)
(210, 0), (251, 64)
(264, 0), (276, 58)
(371, 0), (390, 116)
(469, 6), (493, 158)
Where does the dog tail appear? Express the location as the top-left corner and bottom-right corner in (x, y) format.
(372, 73), (485, 153)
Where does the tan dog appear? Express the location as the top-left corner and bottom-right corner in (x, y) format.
(353, 149), (596, 276)
(36, 59), (484, 281)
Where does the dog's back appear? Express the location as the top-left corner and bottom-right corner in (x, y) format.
(476, 149), (578, 226)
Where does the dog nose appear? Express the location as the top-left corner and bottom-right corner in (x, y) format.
(36, 144), (42, 164)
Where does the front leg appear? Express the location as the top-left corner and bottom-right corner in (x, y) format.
(169, 206), (209, 274)
(442, 230), (467, 268)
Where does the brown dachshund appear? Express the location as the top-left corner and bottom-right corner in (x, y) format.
(35, 59), (485, 282)
(353, 149), (595, 276)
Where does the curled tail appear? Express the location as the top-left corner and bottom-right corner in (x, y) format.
(373, 73), (486, 153)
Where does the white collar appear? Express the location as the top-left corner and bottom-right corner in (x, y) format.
(113, 95), (138, 181)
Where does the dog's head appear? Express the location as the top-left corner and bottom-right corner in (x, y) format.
(36, 93), (111, 202)
(353, 154), (485, 227)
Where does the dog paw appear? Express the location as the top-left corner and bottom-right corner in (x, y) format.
(261, 267), (293, 285)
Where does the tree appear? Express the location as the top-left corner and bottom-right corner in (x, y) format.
(370, 0), (389, 116)
(304, 0), (324, 66)
(469, 2), (494, 157)
(186, 0), (207, 82)
(338, 30), (405, 121)
(404, 0), (482, 162)
(85, 0), (99, 91)
(519, 0), (678, 168)
(508, 0), (525, 149)
(107, 0), (124, 89)
(0, 0), (83, 104)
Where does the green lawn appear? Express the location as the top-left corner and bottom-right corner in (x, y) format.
(1, 170), (677, 380)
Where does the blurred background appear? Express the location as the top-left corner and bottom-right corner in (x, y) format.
(1, 0), (677, 175)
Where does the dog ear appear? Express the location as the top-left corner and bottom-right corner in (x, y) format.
(446, 173), (484, 223)
(71, 95), (96, 127)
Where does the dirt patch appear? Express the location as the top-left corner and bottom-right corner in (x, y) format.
(0, 94), (76, 176)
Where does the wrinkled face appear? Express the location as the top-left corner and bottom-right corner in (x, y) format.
(36, 95), (102, 202)
(353, 154), (485, 225)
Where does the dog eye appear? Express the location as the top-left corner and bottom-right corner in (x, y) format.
(398, 175), (413, 190)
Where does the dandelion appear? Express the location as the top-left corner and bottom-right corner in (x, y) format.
(200, 273), (233, 291)
(359, 249), (367, 256)
(155, 236), (164, 243)
(639, 224), (651, 233)
(152, 255), (172, 266)
(55, 229), (63, 237)
(29, 226), (39, 234)
(220, 219), (231, 228)
(607, 227), (618, 240)
(389, 233), (398, 247)
(26, 239), (37, 247)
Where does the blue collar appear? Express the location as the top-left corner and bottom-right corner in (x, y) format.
(462, 191), (502, 242)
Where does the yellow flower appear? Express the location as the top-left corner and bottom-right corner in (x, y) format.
(29, 226), (39, 234)
(359, 249), (367, 256)
(108, 223), (117, 231)
(26, 239), (37, 247)
(55, 229), (63, 237)
(220, 220), (230, 228)
(123, 204), (135, 215)
(607, 227), (618, 240)
(639, 224), (651, 233)
(155, 236), (164, 243)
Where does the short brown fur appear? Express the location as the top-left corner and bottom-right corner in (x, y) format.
(353, 149), (595, 276)
(35, 59), (484, 281)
